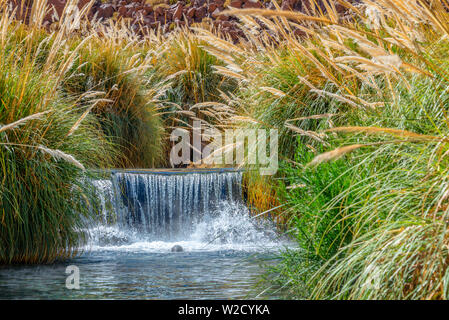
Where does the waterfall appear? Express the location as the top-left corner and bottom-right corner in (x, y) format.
(110, 171), (243, 240)
(91, 179), (114, 223)
(89, 170), (281, 250)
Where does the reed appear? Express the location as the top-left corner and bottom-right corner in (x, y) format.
(0, 1), (114, 264)
(241, 0), (449, 299)
(63, 34), (164, 168)
(198, 0), (449, 299)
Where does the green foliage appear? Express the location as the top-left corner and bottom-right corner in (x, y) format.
(278, 143), (359, 261)
(237, 49), (340, 159)
(155, 32), (232, 106)
(271, 70), (449, 299)
(64, 40), (164, 168)
(0, 26), (113, 263)
(268, 139), (363, 297)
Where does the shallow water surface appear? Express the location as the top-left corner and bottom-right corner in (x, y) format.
(0, 245), (284, 299)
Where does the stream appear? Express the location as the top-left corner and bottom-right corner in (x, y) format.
(0, 170), (289, 299)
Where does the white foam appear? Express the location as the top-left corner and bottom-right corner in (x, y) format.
(86, 202), (286, 253)
(86, 240), (283, 253)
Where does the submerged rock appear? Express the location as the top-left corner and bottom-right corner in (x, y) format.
(171, 245), (183, 252)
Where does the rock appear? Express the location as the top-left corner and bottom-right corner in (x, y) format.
(125, 3), (136, 9)
(228, 29), (239, 41)
(43, 0), (93, 19)
(243, 0), (262, 9)
(171, 245), (183, 252)
(211, 8), (220, 19)
(173, 4), (183, 20)
(175, 20), (186, 26)
(11, 0), (354, 41)
(281, 0), (301, 10)
(208, 3), (217, 13)
(221, 20), (232, 28)
(293, 28), (306, 37)
(335, 3), (346, 14)
(118, 6), (127, 17)
(303, 0), (326, 12)
(47, 0), (66, 17)
(266, 2), (276, 10)
(97, 4), (114, 19)
(124, 3), (137, 17)
(154, 5), (165, 17)
(215, 0), (225, 8)
(144, 4), (153, 14)
(126, 9), (136, 18)
(194, 5), (207, 20)
(292, 0), (303, 11)
(194, 0), (206, 7)
(135, 9), (146, 19)
(217, 13), (229, 21)
(187, 7), (196, 18)
(143, 16), (155, 24)
(229, 0), (242, 8)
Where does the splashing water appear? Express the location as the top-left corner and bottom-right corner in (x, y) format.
(191, 202), (279, 246)
(88, 171), (284, 252)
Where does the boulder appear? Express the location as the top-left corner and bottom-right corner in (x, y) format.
(221, 20), (232, 28)
(243, 0), (262, 9)
(154, 5), (165, 17)
(144, 4), (153, 14)
(216, 12), (229, 21)
(187, 7), (196, 18)
(173, 3), (184, 20)
(194, 0), (206, 7)
(211, 8), (221, 19)
(118, 6), (127, 16)
(171, 245), (184, 252)
(215, 0), (225, 8)
(97, 4), (114, 19)
(229, 0), (242, 8)
(282, 0), (302, 10)
(208, 3), (217, 13)
(194, 5), (207, 20)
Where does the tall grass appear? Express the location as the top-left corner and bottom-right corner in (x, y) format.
(146, 29), (239, 165)
(0, 1), (114, 263)
(198, 0), (449, 299)
(306, 73), (449, 299)
(0, 0), (238, 264)
(64, 34), (164, 168)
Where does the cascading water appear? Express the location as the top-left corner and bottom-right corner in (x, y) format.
(112, 171), (242, 239)
(91, 179), (114, 223)
(89, 170), (281, 251)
